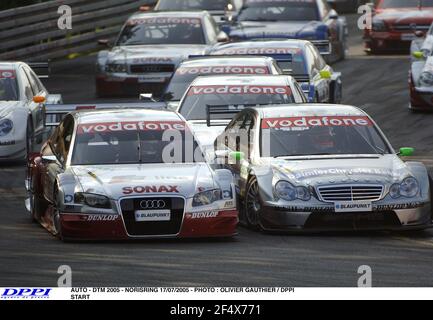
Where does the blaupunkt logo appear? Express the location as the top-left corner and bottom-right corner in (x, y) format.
(1, 288), (51, 299)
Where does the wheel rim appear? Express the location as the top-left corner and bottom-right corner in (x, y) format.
(246, 180), (261, 226)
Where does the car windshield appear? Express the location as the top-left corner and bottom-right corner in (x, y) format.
(238, 0), (319, 22)
(379, 0), (433, 8)
(213, 47), (307, 75)
(71, 121), (204, 165)
(0, 70), (19, 101)
(261, 116), (391, 157)
(180, 84), (295, 120)
(117, 17), (205, 45)
(157, 0), (230, 11)
(164, 64), (271, 101)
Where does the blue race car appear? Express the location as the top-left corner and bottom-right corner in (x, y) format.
(222, 0), (348, 62)
(211, 39), (342, 103)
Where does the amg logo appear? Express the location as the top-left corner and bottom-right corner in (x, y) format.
(190, 211), (219, 219)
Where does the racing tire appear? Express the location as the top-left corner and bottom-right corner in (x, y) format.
(25, 119), (34, 159)
(244, 176), (263, 231)
(52, 186), (65, 241)
(429, 169), (433, 221)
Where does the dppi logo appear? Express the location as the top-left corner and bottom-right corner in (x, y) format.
(1, 288), (51, 299)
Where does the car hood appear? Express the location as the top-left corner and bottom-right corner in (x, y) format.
(230, 20), (324, 39)
(266, 155), (411, 186)
(375, 8), (433, 23)
(106, 44), (209, 65)
(70, 163), (216, 199)
(0, 101), (24, 119)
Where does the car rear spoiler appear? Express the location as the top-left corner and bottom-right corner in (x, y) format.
(28, 62), (50, 79)
(310, 40), (331, 56)
(206, 104), (256, 127)
(45, 102), (167, 127)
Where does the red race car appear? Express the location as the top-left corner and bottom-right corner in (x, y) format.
(364, 0), (433, 53)
(25, 108), (238, 241)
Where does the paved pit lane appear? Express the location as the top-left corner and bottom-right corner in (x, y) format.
(1, 15), (433, 287)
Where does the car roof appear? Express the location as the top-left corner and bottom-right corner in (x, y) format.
(180, 56), (274, 67)
(128, 10), (209, 20)
(251, 104), (368, 118)
(191, 74), (293, 86)
(212, 39), (309, 51)
(74, 109), (183, 125)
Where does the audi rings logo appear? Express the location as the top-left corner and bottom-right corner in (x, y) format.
(140, 200), (166, 209)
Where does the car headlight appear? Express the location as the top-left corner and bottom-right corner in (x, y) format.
(192, 189), (222, 207)
(74, 193), (111, 209)
(419, 71), (433, 86)
(389, 177), (419, 199)
(105, 64), (127, 73)
(275, 181), (311, 201)
(0, 119), (13, 137)
(372, 20), (387, 32)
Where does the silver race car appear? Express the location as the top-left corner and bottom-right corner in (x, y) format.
(0, 62), (61, 161)
(160, 55), (283, 110)
(26, 109), (238, 241)
(409, 23), (433, 111)
(215, 104), (433, 232)
(176, 74), (307, 149)
(96, 11), (229, 97)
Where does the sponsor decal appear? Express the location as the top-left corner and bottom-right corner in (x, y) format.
(0, 140), (15, 146)
(224, 200), (234, 208)
(374, 202), (424, 211)
(135, 210), (171, 222)
(77, 121), (186, 134)
(109, 176), (186, 184)
(215, 47), (301, 55)
(187, 85), (292, 96)
(132, 57), (173, 63)
(122, 185), (179, 195)
(0, 70), (16, 79)
(335, 202), (372, 213)
(262, 116), (373, 129)
(279, 167), (395, 180)
(188, 211), (219, 219)
(128, 17), (201, 26)
(85, 215), (118, 222)
(1, 288), (51, 299)
(176, 66), (269, 75)
(277, 205), (333, 212)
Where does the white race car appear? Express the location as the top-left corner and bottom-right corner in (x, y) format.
(0, 62), (61, 161)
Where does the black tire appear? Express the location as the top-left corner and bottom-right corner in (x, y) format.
(52, 186), (65, 241)
(428, 169), (433, 221)
(244, 176), (263, 231)
(29, 173), (47, 222)
(25, 119), (34, 158)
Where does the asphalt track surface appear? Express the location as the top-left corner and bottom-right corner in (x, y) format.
(2, 15), (433, 287)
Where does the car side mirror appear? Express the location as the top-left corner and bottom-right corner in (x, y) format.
(97, 39), (111, 47)
(33, 96), (45, 103)
(217, 31), (229, 43)
(412, 51), (424, 59)
(320, 70), (332, 79)
(41, 155), (57, 163)
(140, 93), (156, 102)
(329, 10), (338, 20)
(399, 147), (415, 157)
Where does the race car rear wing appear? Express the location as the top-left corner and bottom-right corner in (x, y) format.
(28, 62), (50, 79)
(45, 102), (167, 127)
(310, 40), (331, 56)
(206, 104), (261, 127)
